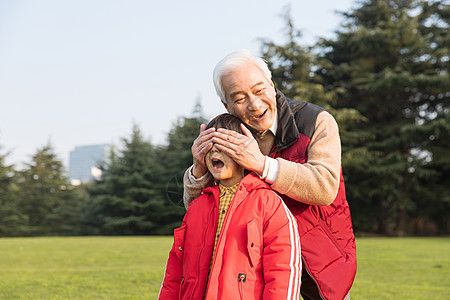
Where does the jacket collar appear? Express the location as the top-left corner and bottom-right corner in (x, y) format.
(202, 173), (270, 205)
(273, 89), (300, 152)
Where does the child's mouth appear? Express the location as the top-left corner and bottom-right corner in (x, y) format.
(212, 158), (224, 169)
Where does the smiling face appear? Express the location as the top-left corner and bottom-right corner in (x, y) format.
(205, 144), (244, 187)
(221, 62), (277, 134)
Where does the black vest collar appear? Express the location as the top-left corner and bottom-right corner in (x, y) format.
(273, 89), (300, 152)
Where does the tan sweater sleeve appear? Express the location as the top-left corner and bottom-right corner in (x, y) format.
(271, 111), (341, 206)
(182, 165), (214, 209)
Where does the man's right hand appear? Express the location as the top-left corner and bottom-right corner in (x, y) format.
(191, 124), (215, 178)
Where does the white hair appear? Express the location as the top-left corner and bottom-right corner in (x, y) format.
(213, 49), (272, 103)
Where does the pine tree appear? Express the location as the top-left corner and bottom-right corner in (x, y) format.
(259, 5), (365, 151)
(88, 124), (164, 235)
(260, 5), (318, 101)
(0, 145), (28, 236)
(156, 99), (209, 233)
(317, 0), (449, 235)
(18, 143), (71, 235)
(87, 101), (209, 235)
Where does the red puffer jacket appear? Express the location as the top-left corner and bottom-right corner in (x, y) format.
(158, 174), (302, 300)
(272, 91), (357, 300)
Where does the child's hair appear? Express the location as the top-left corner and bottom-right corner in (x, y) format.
(205, 113), (246, 134)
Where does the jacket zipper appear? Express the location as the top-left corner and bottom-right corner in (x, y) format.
(206, 189), (242, 298)
(178, 276), (184, 300)
(303, 258), (325, 300)
(238, 273), (246, 300)
(190, 205), (214, 299)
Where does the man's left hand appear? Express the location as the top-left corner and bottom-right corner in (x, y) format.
(212, 124), (265, 175)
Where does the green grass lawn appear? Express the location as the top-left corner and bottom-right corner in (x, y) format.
(0, 237), (448, 299)
(0, 236), (172, 299)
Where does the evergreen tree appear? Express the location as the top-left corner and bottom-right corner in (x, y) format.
(317, 0), (449, 235)
(50, 184), (87, 236)
(86, 101), (209, 235)
(259, 5), (365, 151)
(88, 124), (165, 235)
(157, 99), (209, 232)
(18, 143), (72, 235)
(0, 145), (28, 236)
(405, 110), (450, 234)
(260, 5), (319, 101)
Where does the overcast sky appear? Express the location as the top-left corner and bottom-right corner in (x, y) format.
(0, 0), (356, 169)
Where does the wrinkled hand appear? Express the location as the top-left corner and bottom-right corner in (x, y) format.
(212, 124), (265, 175)
(191, 124), (215, 178)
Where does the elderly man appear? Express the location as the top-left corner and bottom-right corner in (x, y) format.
(183, 50), (356, 300)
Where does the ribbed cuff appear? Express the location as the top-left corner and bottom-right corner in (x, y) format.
(260, 156), (279, 184)
(187, 165), (210, 184)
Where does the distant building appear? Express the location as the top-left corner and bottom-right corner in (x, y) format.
(69, 144), (110, 185)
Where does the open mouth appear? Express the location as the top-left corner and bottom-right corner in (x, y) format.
(212, 158), (224, 169)
(250, 109), (268, 120)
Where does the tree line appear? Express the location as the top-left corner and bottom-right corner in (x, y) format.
(1, 0), (448, 237)
(0, 109), (205, 237)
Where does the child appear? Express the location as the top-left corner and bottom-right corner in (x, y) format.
(158, 113), (301, 300)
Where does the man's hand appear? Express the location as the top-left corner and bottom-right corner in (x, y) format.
(191, 124), (215, 178)
(212, 124), (265, 175)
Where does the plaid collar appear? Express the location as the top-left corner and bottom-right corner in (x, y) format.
(218, 182), (239, 197)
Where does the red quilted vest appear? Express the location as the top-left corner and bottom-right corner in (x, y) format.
(271, 91), (357, 300)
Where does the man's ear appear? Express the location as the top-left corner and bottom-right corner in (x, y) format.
(270, 80), (277, 96)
